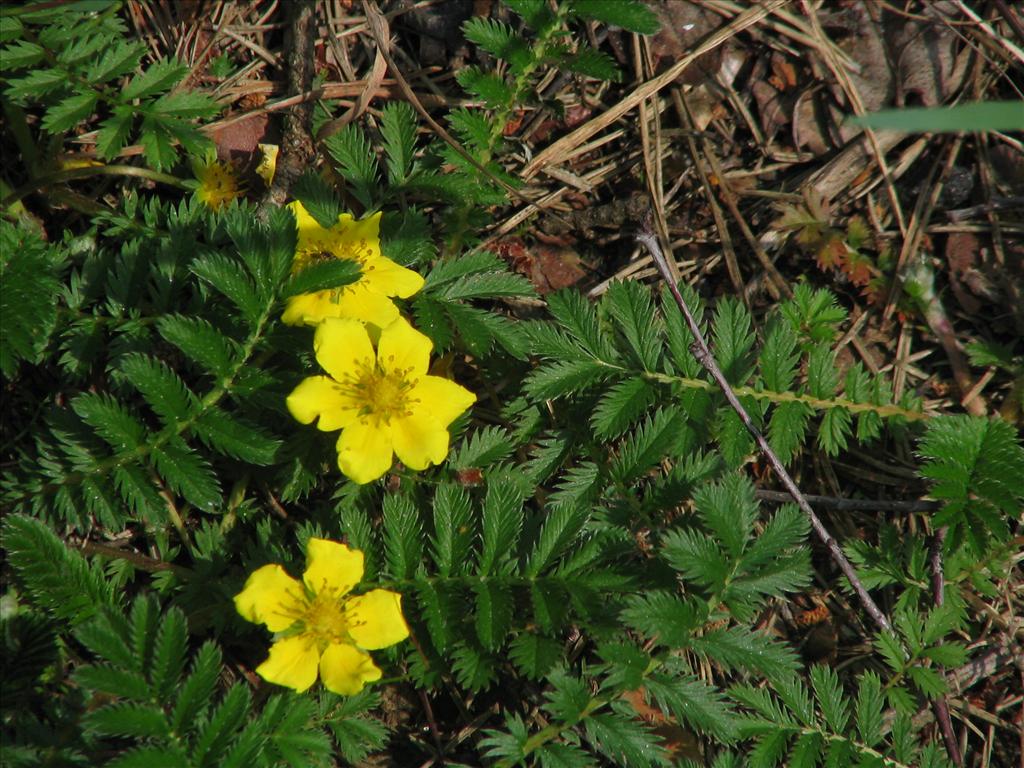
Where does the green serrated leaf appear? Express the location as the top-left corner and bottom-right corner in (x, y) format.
(42, 92), (98, 133)
(324, 124), (379, 209)
(122, 58), (188, 100)
(569, 0), (660, 35)
(478, 480), (525, 576)
(378, 101), (419, 186)
(281, 257), (361, 298)
(430, 483), (475, 576)
(150, 438), (222, 511)
(192, 408), (280, 465)
(382, 492), (422, 580)
(291, 172), (344, 229)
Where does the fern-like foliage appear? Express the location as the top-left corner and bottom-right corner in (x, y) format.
(2, 202), (295, 531)
(1, 4), (218, 169)
(0, 221), (65, 377)
(729, 668), (954, 768)
(2, 514), (118, 623)
(916, 414), (1024, 555)
(540, 282), (913, 449)
(334, 472), (633, 695)
(74, 596), (335, 767)
(468, 472), (807, 765)
(320, 102), (536, 358)
(1, 516), (388, 766)
(443, 0), (658, 251)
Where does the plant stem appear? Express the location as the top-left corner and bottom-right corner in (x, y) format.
(929, 526), (964, 767)
(1, 164), (189, 209)
(637, 224), (895, 635)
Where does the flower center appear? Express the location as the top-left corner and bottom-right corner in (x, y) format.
(362, 367), (415, 424)
(199, 163), (242, 210)
(338, 361), (419, 426)
(294, 234), (374, 275)
(302, 592), (350, 645)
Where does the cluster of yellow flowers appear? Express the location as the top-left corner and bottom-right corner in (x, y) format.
(194, 148), (476, 483)
(234, 191), (476, 696)
(283, 202), (476, 484)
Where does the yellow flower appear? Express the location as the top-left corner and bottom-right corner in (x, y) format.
(282, 202), (424, 327)
(234, 538), (408, 695)
(287, 316), (476, 484)
(192, 155), (245, 211)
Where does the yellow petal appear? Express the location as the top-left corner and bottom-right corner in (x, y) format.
(303, 539), (363, 597)
(314, 318), (374, 383)
(286, 376), (360, 432)
(234, 564), (305, 632)
(256, 143), (278, 186)
(256, 635), (320, 692)
(318, 642), (381, 695)
(346, 589), (409, 650)
(281, 291), (345, 326)
(361, 257), (425, 298)
(410, 376), (476, 428)
(333, 283), (401, 327)
(337, 419), (394, 484)
(377, 317), (431, 377)
(390, 412), (450, 470)
(336, 212), (381, 254)
(288, 201), (335, 255)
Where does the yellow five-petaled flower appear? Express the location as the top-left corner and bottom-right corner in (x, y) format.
(287, 316), (476, 484)
(193, 155), (245, 211)
(282, 202), (424, 328)
(234, 538), (408, 696)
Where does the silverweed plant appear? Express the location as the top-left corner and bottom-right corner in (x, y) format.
(2, 2), (1022, 767)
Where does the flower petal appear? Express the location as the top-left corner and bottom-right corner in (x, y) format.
(286, 375), (360, 432)
(335, 212), (381, 257)
(303, 539), (363, 597)
(256, 143), (278, 186)
(361, 257), (425, 298)
(336, 420), (394, 484)
(377, 317), (432, 377)
(234, 564), (305, 632)
(346, 589), (410, 650)
(390, 412), (449, 470)
(256, 635), (320, 692)
(333, 283), (400, 327)
(282, 291), (344, 326)
(318, 643), (381, 695)
(409, 375), (476, 428)
(314, 318), (374, 383)
(288, 201), (336, 256)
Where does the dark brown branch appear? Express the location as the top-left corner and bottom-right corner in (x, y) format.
(636, 223), (895, 635)
(755, 490), (939, 513)
(80, 541), (191, 578)
(260, 0), (317, 210)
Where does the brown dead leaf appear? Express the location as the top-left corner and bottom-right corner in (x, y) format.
(752, 80), (790, 138)
(531, 245), (588, 294)
(790, 2), (968, 154)
(770, 53), (798, 90)
(815, 235), (848, 271)
(496, 237), (589, 294)
(209, 113), (269, 158)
